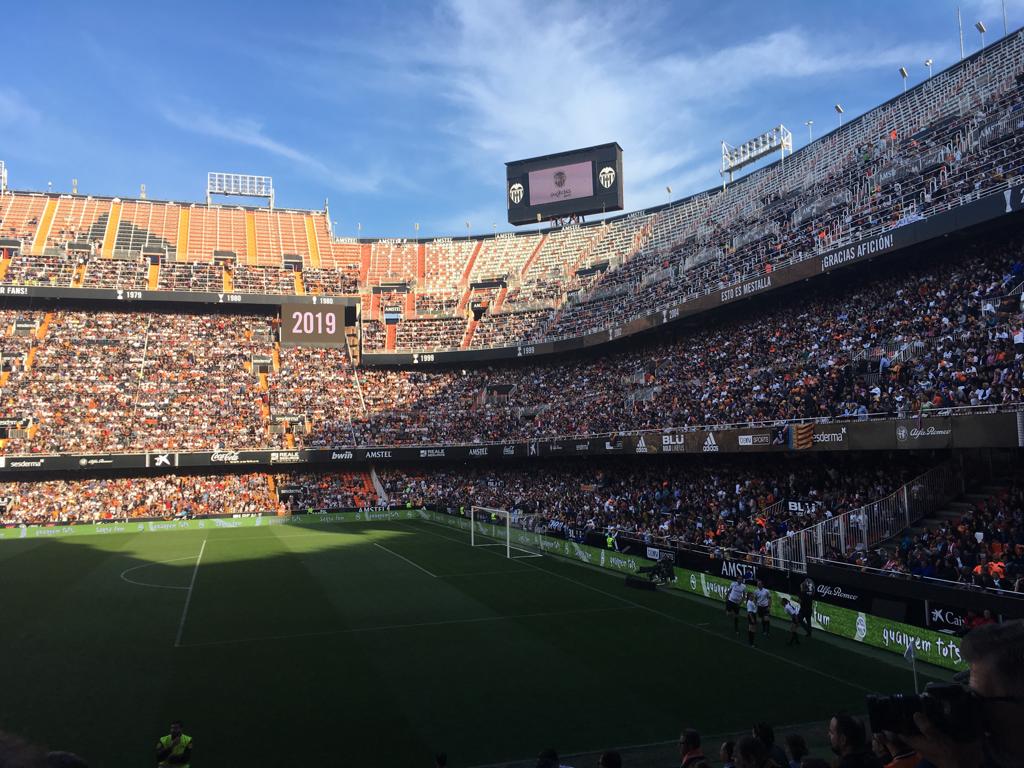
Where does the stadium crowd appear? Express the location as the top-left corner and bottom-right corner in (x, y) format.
(0, 234), (1018, 454)
(0, 472), (278, 525)
(350, 238), (1024, 445)
(831, 476), (1024, 593)
(378, 456), (928, 556)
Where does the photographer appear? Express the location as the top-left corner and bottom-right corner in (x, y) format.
(897, 620), (1024, 768)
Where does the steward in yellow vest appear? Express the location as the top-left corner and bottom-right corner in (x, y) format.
(156, 720), (192, 767)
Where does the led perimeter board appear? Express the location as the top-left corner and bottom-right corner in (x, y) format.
(505, 143), (623, 225)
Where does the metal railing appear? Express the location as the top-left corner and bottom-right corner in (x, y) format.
(765, 461), (964, 572)
(808, 557), (1024, 600)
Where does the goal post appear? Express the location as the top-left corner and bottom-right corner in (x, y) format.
(469, 506), (543, 559)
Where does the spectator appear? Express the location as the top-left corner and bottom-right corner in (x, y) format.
(752, 723), (788, 767)
(733, 735), (776, 768)
(899, 620), (1024, 768)
(537, 747), (571, 768)
(783, 734), (808, 768)
(721, 741), (736, 768)
(678, 729), (704, 768)
(875, 735), (917, 768)
(828, 714), (883, 768)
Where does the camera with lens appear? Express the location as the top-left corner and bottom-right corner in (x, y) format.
(867, 683), (984, 742)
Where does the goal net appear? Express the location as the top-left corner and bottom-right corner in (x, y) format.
(469, 506), (543, 559)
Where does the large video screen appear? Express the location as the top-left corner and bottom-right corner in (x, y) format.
(528, 161), (594, 205)
(506, 143), (623, 226)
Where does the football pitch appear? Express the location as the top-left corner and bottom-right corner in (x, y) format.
(0, 518), (949, 767)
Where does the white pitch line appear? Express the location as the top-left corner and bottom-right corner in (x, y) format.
(119, 556), (196, 590)
(373, 541), (437, 578)
(179, 605), (635, 649)
(437, 568), (538, 578)
(174, 538), (207, 648)
(413, 519), (876, 694)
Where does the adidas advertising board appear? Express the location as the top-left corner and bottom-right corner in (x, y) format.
(633, 432), (661, 454)
(701, 432), (719, 452)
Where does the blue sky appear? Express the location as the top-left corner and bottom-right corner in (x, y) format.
(0, 0), (1018, 238)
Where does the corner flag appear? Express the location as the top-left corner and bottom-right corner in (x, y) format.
(904, 642), (919, 693)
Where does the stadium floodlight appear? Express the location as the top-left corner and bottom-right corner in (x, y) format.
(720, 124), (792, 187)
(0, 160), (6, 193)
(834, 104), (844, 128)
(804, 120), (814, 143)
(469, 506), (543, 559)
(976, 20), (986, 48)
(899, 66), (909, 92)
(206, 172), (275, 209)
(924, 58), (933, 77)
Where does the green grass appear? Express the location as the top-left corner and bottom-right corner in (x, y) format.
(0, 519), (948, 767)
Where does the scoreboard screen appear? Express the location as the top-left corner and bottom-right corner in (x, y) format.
(506, 143), (623, 225)
(280, 304), (348, 347)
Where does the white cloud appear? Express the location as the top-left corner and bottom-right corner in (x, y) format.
(403, 0), (943, 221)
(157, 101), (386, 194)
(0, 89), (41, 126)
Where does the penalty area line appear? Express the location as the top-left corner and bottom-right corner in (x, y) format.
(174, 538), (207, 648)
(373, 541), (437, 578)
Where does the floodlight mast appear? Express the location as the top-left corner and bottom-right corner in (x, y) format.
(0, 160), (7, 193)
(206, 172), (275, 209)
(720, 125), (793, 190)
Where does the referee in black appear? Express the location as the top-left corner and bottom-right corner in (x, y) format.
(798, 577), (814, 638)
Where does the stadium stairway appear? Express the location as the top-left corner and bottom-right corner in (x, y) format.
(245, 211), (258, 266)
(35, 312), (54, 341)
(358, 244), (371, 284)
(0, 253), (12, 282)
(272, 344), (281, 372)
(370, 468), (387, 503)
(493, 285), (508, 312)
(568, 227), (609, 276)
(30, 198), (57, 256)
(405, 291), (416, 318)
(385, 323), (397, 351)
(460, 318), (478, 349)
(147, 261), (160, 290)
(223, 265), (233, 293)
(71, 262), (86, 288)
(101, 201), (122, 258)
(293, 271), (305, 295)
(176, 208), (190, 260)
(906, 482), (1011, 537)
(416, 243), (426, 281)
(304, 215), (321, 269)
(460, 241), (481, 286)
(519, 233), (548, 278)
